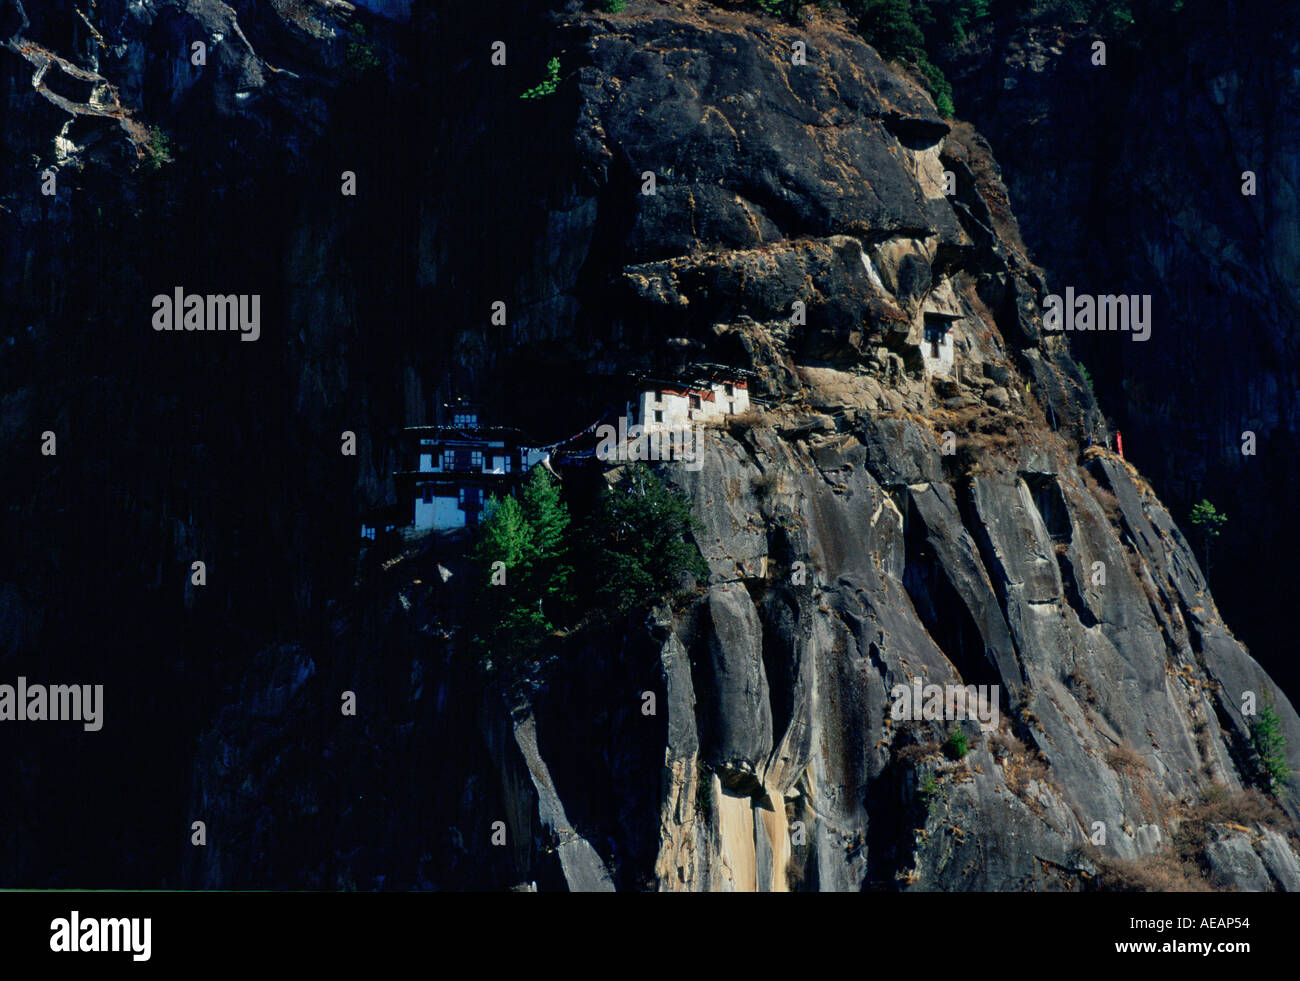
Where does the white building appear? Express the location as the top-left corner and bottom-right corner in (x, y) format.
(627, 378), (750, 432)
(401, 411), (531, 533)
(921, 314), (957, 378)
(385, 376), (754, 537)
(919, 281), (962, 379)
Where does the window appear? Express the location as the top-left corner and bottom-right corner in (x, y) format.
(441, 450), (454, 471)
(689, 394), (701, 409)
(925, 324), (944, 358)
(422, 486), (433, 504)
(724, 383), (733, 396)
(470, 450), (484, 469)
(454, 412), (478, 427)
(504, 456), (512, 473)
(653, 410), (663, 423)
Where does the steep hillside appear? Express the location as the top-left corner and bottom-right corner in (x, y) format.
(939, 0), (1300, 698)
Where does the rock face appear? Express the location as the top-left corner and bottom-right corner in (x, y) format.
(941, 0), (1300, 700)
(2, 0), (1298, 891)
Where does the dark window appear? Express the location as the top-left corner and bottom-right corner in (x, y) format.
(654, 410), (663, 423)
(422, 487), (433, 504)
(689, 394), (701, 409)
(724, 383), (733, 396)
(459, 486), (483, 510)
(925, 324), (943, 358)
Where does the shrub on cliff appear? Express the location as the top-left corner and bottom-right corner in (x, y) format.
(853, 0), (927, 61)
(1188, 498), (1227, 572)
(143, 127), (174, 171)
(469, 463), (705, 669)
(581, 464), (708, 617)
(470, 467), (574, 670)
(943, 727), (969, 760)
(345, 23), (383, 78)
(471, 495), (548, 668)
(754, 0), (805, 17)
(520, 57), (561, 100)
(1251, 702), (1291, 796)
(849, 0), (958, 115)
(519, 465), (575, 613)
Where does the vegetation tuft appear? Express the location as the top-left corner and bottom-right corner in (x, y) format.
(143, 127), (174, 171)
(468, 463), (707, 678)
(1188, 498), (1227, 573)
(346, 23), (383, 78)
(1250, 701), (1291, 796)
(741, 0), (1192, 118)
(943, 727), (969, 760)
(521, 57), (562, 100)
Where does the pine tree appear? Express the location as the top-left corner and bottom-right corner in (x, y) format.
(474, 494), (536, 573)
(472, 494), (546, 671)
(1188, 498), (1227, 574)
(584, 464), (708, 616)
(1251, 702), (1291, 796)
(518, 466), (575, 619)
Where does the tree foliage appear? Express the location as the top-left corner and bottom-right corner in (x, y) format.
(143, 127), (174, 171)
(1251, 702), (1291, 796)
(1188, 498), (1227, 573)
(468, 463), (706, 674)
(471, 468), (574, 671)
(1189, 498), (1227, 536)
(582, 464), (709, 618)
(743, 0), (1191, 118)
(519, 465), (574, 612)
(471, 494), (546, 666)
(944, 727), (969, 760)
(520, 57), (561, 100)
(345, 23), (383, 78)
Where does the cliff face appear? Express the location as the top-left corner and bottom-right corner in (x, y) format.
(3, 0), (1298, 891)
(940, 0), (1300, 699)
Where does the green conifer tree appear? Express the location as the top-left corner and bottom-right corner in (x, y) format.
(472, 495), (546, 671)
(1188, 498), (1227, 574)
(584, 464), (708, 616)
(518, 466), (575, 619)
